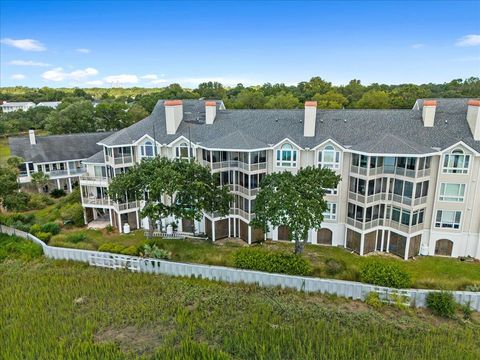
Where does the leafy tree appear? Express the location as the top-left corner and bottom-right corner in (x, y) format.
(108, 157), (232, 237)
(125, 104), (149, 126)
(196, 81), (226, 99)
(45, 100), (97, 134)
(297, 77), (332, 100)
(95, 101), (128, 130)
(0, 157), (24, 211)
(233, 89), (267, 109)
(265, 92), (300, 109)
(312, 90), (348, 109)
(340, 79), (365, 106)
(31, 171), (50, 193)
(356, 90), (391, 109)
(389, 84), (431, 108)
(252, 166), (340, 254)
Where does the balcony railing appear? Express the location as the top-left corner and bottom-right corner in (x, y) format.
(207, 208), (255, 221)
(350, 165), (431, 179)
(82, 197), (111, 207)
(113, 155), (133, 165)
(210, 160), (267, 172)
(228, 184), (260, 198)
(347, 217), (424, 234)
(80, 175), (110, 185)
(113, 200), (140, 212)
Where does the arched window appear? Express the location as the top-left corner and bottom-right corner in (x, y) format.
(175, 142), (193, 159)
(443, 148), (470, 174)
(140, 141), (154, 158)
(318, 144), (340, 169)
(276, 143), (297, 167)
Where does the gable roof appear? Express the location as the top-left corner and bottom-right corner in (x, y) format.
(97, 98), (479, 154)
(9, 131), (113, 163)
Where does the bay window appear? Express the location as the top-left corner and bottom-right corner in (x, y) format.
(276, 143), (297, 167)
(439, 183), (465, 202)
(443, 149), (470, 174)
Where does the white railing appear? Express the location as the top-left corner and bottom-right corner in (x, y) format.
(211, 160), (267, 172)
(113, 200), (140, 212)
(0, 224), (478, 311)
(82, 197), (111, 206)
(80, 175), (110, 184)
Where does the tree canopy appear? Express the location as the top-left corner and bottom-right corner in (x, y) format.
(251, 166), (340, 254)
(108, 157), (233, 236)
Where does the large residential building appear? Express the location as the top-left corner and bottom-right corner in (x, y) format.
(1, 101), (36, 112)
(10, 98), (480, 260)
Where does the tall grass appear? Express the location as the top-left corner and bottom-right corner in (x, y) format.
(1, 257), (479, 359)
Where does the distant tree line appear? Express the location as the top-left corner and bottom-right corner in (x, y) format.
(1, 77), (479, 136)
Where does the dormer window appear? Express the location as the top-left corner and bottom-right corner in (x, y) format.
(140, 141), (154, 158)
(175, 142), (194, 159)
(276, 143), (297, 167)
(318, 145), (340, 169)
(443, 149), (470, 174)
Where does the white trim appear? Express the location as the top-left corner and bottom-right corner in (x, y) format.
(166, 135), (193, 147)
(311, 139), (346, 151)
(440, 141), (479, 156)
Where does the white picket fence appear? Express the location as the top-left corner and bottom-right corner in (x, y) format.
(1, 224), (479, 311)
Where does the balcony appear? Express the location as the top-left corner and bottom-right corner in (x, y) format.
(347, 217), (424, 234)
(113, 200), (140, 212)
(210, 160), (267, 173)
(79, 175), (110, 186)
(207, 208), (255, 221)
(82, 197), (112, 207)
(350, 165), (431, 179)
(228, 184), (259, 198)
(113, 155), (133, 165)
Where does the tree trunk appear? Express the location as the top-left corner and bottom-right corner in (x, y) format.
(147, 217), (154, 239)
(294, 239), (304, 255)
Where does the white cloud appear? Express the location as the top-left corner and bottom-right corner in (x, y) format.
(150, 79), (169, 84)
(42, 67), (98, 82)
(11, 74), (26, 80)
(411, 43), (424, 49)
(1, 38), (46, 51)
(141, 74), (158, 80)
(84, 80), (104, 86)
(103, 74), (139, 85)
(455, 34), (480, 47)
(9, 59), (50, 67)
(76, 48), (91, 53)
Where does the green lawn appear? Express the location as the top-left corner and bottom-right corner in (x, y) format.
(0, 137), (10, 164)
(1, 252), (479, 359)
(47, 228), (480, 291)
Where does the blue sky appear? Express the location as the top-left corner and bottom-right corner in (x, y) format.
(1, 0), (479, 88)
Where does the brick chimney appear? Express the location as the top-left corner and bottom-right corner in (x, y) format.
(165, 100), (183, 135)
(422, 100), (437, 127)
(304, 101), (317, 137)
(467, 100), (480, 141)
(205, 101), (216, 125)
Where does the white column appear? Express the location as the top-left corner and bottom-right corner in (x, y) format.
(212, 220), (216, 242)
(360, 233), (365, 256)
(233, 218), (236, 238)
(83, 209), (88, 225)
(56, 179), (61, 190)
(118, 212), (122, 233)
(136, 211), (140, 229)
(109, 209), (113, 226)
(380, 230), (385, 252)
(68, 178), (72, 192)
(386, 231), (391, 253)
(248, 225), (252, 245)
(228, 218), (231, 237)
(404, 236), (411, 260)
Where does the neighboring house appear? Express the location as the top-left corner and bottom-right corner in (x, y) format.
(9, 98), (480, 260)
(9, 130), (113, 193)
(36, 101), (61, 109)
(1, 101), (36, 112)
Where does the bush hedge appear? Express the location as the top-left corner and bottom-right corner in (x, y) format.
(360, 262), (411, 289)
(426, 291), (457, 318)
(50, 189), (66, 198)
(41, 222), (60, 235)
(233, 247), (312, 276)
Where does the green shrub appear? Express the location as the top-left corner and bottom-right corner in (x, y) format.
(3, 192), (30, 211)
(426, 291), (456, 318)
(29, 223), (42, 235)
(121, 245), (140, 256)
(41, 222), (60, 235)
(50, 189), (66, 198)
(463, 283), (480, 292)
(27, 193), (54, 210)
(60, 203), (84, 226)
(325, 258), (346, 276)
(233, 248), (312, 276)
(34, 232), (52, 243)
(141, 244), (171, 259)
(105, 225), (114, 233)
(0, 234), (43, 261)
(360, 262), (411, 288)
(98, 242), (126, 254)
(65, 233), (87, 243)
(460, 302), (473, 320)
(365, 292), (383, 309)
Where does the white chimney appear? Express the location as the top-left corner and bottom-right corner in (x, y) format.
(422, 100), (437, 127)
(29, 129), (36, 145)
(205, 101), (217, 125)
(304, 101), (317, 137)
(467, 100), (480, 141)
(165, 100), (183, 135)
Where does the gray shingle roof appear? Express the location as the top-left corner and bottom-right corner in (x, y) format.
(9, 132), (114, 163)
(83, 150), (105, 164)
(98, 98), (479, 154)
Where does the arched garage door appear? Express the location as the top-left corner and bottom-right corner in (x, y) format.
(435, 239), (453, 256)
(317, 228), (332, 245)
